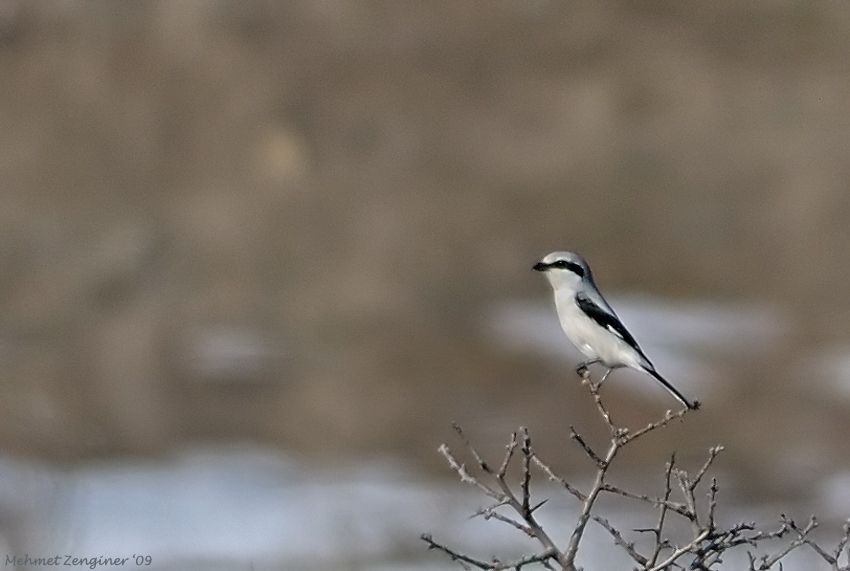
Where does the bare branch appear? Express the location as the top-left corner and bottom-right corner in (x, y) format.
(753, 515), (817, 569)
(438, 443), (503, 501)
(707, 477), (719, 530)
(421, 534), (492, 570)
(490, 457), (567, 567)
(648, 528), (710, 571)
(787, 516), (836, 565)
(423, 534), (559, 570)
(563, 438), (620, 566)
(490, 549), (560, 570)
(497, 432), (519, 479)
(619, 407), (691, 446)
(600, 483), (692, 520)
(438, 423), (572, 568)
(592, 514), (648, 566)
(569, 425), (604, 468)
(691, 446), (725, 491)
(582, 376), (616, 431)
(531, 454), (585, 501)
(453, 422), (491, 473)
(474, 506), (534, 538)
(648, 454), (677, 567)
(520, 427), (533, 517)
(675, 468), (700, 530)
(562, 367), (700, 568)
(833, 519), (850, 569)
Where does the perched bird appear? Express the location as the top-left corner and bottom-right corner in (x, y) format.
(533, 251), (699, 410)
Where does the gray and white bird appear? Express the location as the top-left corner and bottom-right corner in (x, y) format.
(533, 251), (698, 410)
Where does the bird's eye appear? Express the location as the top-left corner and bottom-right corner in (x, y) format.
(555, 260), (569, 268)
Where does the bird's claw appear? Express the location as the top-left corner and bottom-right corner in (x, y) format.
(576, 364), (589, 379)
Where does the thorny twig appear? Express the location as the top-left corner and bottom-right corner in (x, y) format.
(422, 368), (850, 569)
(648, 455), (676, 567)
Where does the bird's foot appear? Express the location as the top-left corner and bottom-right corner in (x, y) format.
(576, 363), (590, 379)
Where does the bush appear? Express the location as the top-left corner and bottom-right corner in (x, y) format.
(422, 372), (850, 570)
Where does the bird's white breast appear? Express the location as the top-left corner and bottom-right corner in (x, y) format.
(552, 290), (642, 367)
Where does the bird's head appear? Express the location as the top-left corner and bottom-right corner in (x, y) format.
(533, 251), (591, 290)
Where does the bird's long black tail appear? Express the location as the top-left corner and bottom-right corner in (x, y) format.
(646, 368), (700, 410)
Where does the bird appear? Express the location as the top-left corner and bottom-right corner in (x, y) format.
(533, 251), (699, 410)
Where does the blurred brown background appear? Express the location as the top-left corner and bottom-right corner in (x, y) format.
(2, 1), (850, 568)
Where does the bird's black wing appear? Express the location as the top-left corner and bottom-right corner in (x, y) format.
(575, 291), (649, 361)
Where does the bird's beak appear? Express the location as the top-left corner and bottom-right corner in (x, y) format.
(532, 262), (548, 272)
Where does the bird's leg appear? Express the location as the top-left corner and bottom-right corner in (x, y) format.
(575, 359), (601, 379)
(598, 368), (614, 386)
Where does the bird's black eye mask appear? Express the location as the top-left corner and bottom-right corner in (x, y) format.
(535, 260), (585, 277)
